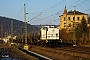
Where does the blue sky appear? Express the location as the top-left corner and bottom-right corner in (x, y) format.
(0, 0), (90, 25)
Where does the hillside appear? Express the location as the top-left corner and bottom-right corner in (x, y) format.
(0, 16), (38, 38)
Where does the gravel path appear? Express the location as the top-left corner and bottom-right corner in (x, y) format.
(0, 43), (38, 60)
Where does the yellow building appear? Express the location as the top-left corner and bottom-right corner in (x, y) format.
(58, 6), (88, 32)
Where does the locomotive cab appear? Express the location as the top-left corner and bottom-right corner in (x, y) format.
(40, 25), (60, 47)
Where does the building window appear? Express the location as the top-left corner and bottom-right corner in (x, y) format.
(64, 23), (66, 27)
(69, 30), (70, 31)
(64, 23), (66, 24)
(68, 24), (71, 27)
(68, 17), (70, 20)
(73, 17), (75, 20)
(64, 25), (66, 27)
(77, 17), (79, 20)
(64, 17), (65, 21)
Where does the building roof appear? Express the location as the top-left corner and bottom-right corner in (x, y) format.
(67, 10), (88, 15)
(59, 10), (88, 17)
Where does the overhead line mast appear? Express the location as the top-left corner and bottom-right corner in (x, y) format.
(73, 9), (77, 46)
(11, 20), (13, 43)
(24, 4), (28, 50)
(1, 25), (3, 39)
(24, 4), (27, 45)
(89, 20), (90, 46)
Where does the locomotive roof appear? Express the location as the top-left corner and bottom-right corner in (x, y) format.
(42, 25), (57, 28)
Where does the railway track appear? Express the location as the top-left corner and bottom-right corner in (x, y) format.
(29, 45), (90, 60)
(56, 46), (90, 54)
(19, 47), (52, 60)
(31, 45), (90, 54)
